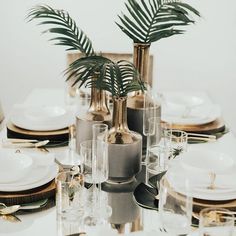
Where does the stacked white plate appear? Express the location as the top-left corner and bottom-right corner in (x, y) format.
(167, 149), (236, 201)
(10, 105), (74, 131)
(162, 92), (221, 125)
(0, 149), (58, 192)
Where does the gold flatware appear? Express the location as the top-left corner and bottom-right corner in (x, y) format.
(2, 140), (49, 148)
(0, 215), (21, 223)
(213, 210), (236, 215)
(66, 233), (86, 236)
(208, 172), (216, 190)
(187, 133), (216, 139)
(187, 133), (216, 142)
(191, 211), (235, 222)
(0, 199), (48, 215)
(188, 136), (216, 142)
(0, 205), (20, 215)
(3, 138), (39, 143)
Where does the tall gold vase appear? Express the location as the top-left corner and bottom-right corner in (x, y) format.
(127, 43), (161, 157)
(107, 97), (142, 183)
(76, 85), (111, 151)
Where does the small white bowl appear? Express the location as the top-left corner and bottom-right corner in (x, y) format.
(181, 149), (235, 174)
(0, 150), (33, 183)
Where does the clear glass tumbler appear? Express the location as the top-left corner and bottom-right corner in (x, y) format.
(146, 117), (171, 180)
(80, 140), (108, 184)
(199, 207), (234, 236)
(159, 176), (193, 235)
(56, 171), (85, 221)
(143, 89), (162, 137)
(166, 129), (188, 160)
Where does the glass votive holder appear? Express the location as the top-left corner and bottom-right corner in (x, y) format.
(56, 171), (85, 221)
(199, 207), (234, 236)
(167, 129), (188, 159)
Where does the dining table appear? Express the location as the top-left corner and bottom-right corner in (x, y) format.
(0, 88), (236, 236)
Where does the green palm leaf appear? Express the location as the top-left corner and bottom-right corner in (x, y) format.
(116, 0), (200, 43)
(65, 56), (145, 97)
(65, 55), (111, 87)
(27, 5), (94, 56)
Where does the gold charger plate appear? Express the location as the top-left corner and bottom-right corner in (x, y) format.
(0, 180), (56, 205)
(6, 122), (69, 142)
(171, 118), (225, 134)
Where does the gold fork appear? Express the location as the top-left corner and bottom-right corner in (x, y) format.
(207, 172), (216, 190)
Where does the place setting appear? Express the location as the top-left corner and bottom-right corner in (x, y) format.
(131, 103), (236, 235)
(6, 104), (75, 147)
(161, 92), (227, 138)
(0, 148), (58, 205)
(133, 143), (236, 231)
(0, 150), (58, 225)
(0, 101), (83, 221)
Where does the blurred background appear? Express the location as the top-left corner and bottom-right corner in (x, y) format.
(0, 0), (236, 132)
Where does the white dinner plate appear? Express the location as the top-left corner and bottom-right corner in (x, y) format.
(0, 162), (58, 192)
(164, 93), (205, 108)
(181, 149), (235, 174)
(162, 93), (221, 125)
(162, 104), (221, 125)
(167, 161), (236, 201)
(0, 150), (33, 183)
(10, 105), (74, 131)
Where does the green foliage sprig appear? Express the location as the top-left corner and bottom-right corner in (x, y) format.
(27, 5), (94, 56)
(27, 5), (145, 97)
(66, 55), (145, 97)
(116, 0), (200, 43)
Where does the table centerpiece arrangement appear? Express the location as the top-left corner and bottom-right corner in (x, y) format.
(65, 55), (146, 183)
(28, 5), (146, 183)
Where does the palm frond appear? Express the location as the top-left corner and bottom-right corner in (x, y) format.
(65, 55), (111, 87)
(116, 0), (200, 43)
(66, 56), (145, 97)
(27, 5), (94, 56)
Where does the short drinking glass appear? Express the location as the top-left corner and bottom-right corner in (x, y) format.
(146, 117), (171, 179)
(56, 171), (85, 221)
(159, 176), (193, 235)
(199, 207), (234, 236)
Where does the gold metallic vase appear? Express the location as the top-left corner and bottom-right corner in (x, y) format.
(127, 43), (161, 157)
(133, 43), (151, 85)
(76, 86), (111, 152)
(107, 97), (142, 183)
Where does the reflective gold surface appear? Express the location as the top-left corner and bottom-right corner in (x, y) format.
(127, 94), (145, 110)
(85, 86), (111, 122)
(133, 43), (151, 85)
(108, 97), (140, 144)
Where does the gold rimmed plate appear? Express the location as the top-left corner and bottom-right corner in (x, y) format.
(6, 122), (69, 144)
(171, 118), (225, 134)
